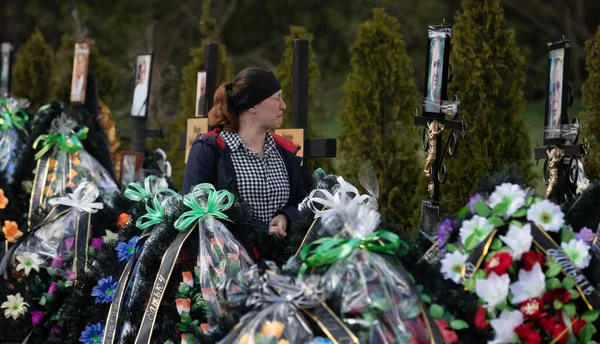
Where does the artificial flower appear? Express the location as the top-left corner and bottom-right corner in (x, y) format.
(550, 324), (568, 344)
(521, 250), (545, 271)
(1, 293), (29, 320)
(459, 215), (494, 247)
(510, 263), (546, 304)
(526, 199), (564, 232)
(200, 323), (212, 332)
(210, 237), (224, 247)
(90, 238), (103, 251)
(47, 173), (57, 182)
(79, 322), (104, 344)
(474, 306), (489, 329)
(51, 254), (64, 268)
(115, 236), (139, 262)
(175, 298), (191, 315)
(117, 213), (130, 229)
(238, 334), (251, 344)
(434, 319), (459, 343)
(261, 321), (285, 339)
(68, 169), (78, 180)
(440, 251), (468, 284)
(182, 271), (194, 287)
(0, 188), (9, 209)
(102, 229), (118, 244)
(278, 340), (291, 344)
(575, 227), (595, 245)
(181, 334), (188, 344)
(67, 269), (75, 282)
(519, 298), (544, 320)
(44, 186), (54, 197)
(467, 193), (483, 214)
(436, 218), (453, 249)
(48, 159), (58, 169)
(72, 154), (81, 166)
(489, 183), (526, 217)
(65, 237), (75, 251)
(48, 282), (58, 295)
(561, 238), (591, 269)
(91, 276), (118, 304)
(31, 311), (44, 326)
(484, 251), (513, 276)
(572, 319), (587, 337)
(489, 310), (524, 344)
(476, 272), (510, 309)
(514, 322), (542, 344)
(538, 316), (556, 332)
(542, 288), (571, 305)
(2, 220), (22, 243)
(305, 338), (333, 344)
(499, 223), (533, 259)
(15, 252), (44, 275)
(66, 181), (76, 189)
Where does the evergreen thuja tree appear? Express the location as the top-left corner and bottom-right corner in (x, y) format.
(338, 9), (420, 234)
(11, 29), (54, 111)
(581, 25), (600, 179)
(274, 26), (333, 173)
(51, 33), (119, 105)
(443, 0), (534, 212)
(149, 0), (232, 189)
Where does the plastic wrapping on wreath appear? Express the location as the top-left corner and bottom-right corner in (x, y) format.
(12, 182), (104, 280)
(171, 184), (254, 335)
(218, 262), (322, 344)
(300, 177), (440, 344)
(0, 97), (30, 183)
(30, 114), (119, 219)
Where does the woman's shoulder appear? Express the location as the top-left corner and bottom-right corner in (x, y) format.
(270, 132), (298, 154)
(192, 129), (225, 152)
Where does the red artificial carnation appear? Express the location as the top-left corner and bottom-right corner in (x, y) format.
(551, 324), (568, 344)
(434, 319), (459, 343)
(520, 298), (544, 320)
(515, 323), (542, 344)
(522, 250), (545, 271)
(537, 316), (556, 333)
(572, 319), (587, 337)
(484, 251), (513, 276)
(474, 306), (490, 329)
(543, 288), (571, 305)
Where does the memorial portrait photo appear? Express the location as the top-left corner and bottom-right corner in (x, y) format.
(131, 54), (152, 117)
(0, 43), (11, 95)
(70, 41), (90, 103)
(195, 70), (207, 117)
(425, 37), (445, 113)
(548, 48), (564, 132)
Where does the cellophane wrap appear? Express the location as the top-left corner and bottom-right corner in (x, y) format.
(218, 262), (322, 344)
(173, 184), (254, 336)
(13, 182), (104, 280)
(33, 114), (118, 213)
(303, 177), (435, 344)
(0, 97), (30, 183)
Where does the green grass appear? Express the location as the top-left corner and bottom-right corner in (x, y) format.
(312, 98), (584, 196)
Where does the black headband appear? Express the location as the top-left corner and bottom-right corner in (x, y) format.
(228, 71), (281, 113)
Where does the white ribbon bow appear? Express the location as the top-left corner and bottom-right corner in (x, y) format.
(48, 181), (104, 213)
(307, 176), (375, 218)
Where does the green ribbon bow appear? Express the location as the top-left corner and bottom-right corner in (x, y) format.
(136, 188), (181, 229)
(124, 175), (167, 202)
(173, 183), (234, 232)
(0, 99), (29, 132)
(32, 126), (88, 160)
(299, 230), (408, 268)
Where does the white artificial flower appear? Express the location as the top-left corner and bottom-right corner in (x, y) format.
(440, 251), (468, 284)
(488, 310), (524, 344)
(561, 239), (591, 269)
(489, 183), (526, 217)
(459, 215), (495, 246)
(1, 293), (29, 320)
(102, 229), (119, 244)
(15, 252), (43, 276)
(509, 263), (546, 304)
(526, 199), (564, 232)
(476, 272), (510, 309)
(499, 223), (532, 260)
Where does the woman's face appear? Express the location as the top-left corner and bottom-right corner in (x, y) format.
(253, 90), (286, 129)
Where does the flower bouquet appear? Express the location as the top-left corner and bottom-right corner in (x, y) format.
(28, 113), (119, 226)
(216, 261), (330, 344)
(297, 176), (446, 344)
(435, 182), (600, 343)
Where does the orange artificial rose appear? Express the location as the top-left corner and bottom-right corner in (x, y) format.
(2, 221), (23, 243)
(71, 155), (81, 167)
(260, 321), (285, 339)
(0, 189), (8, 209)
(68, 169), (78, 180)
(48, 159), (58, 169)
(44, 186), (54, 196)
(117, 213), (130, 229)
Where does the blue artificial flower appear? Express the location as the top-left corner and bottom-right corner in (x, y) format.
(91, 276), (118, 304)
(79, 322), (104, 344)
(305, 338), (333, 344)
(115, 236), (139, 262)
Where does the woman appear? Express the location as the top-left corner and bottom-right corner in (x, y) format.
(183, 68), (305, 239)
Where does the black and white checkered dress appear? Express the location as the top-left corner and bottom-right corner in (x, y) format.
(220, 131), (290, 223)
